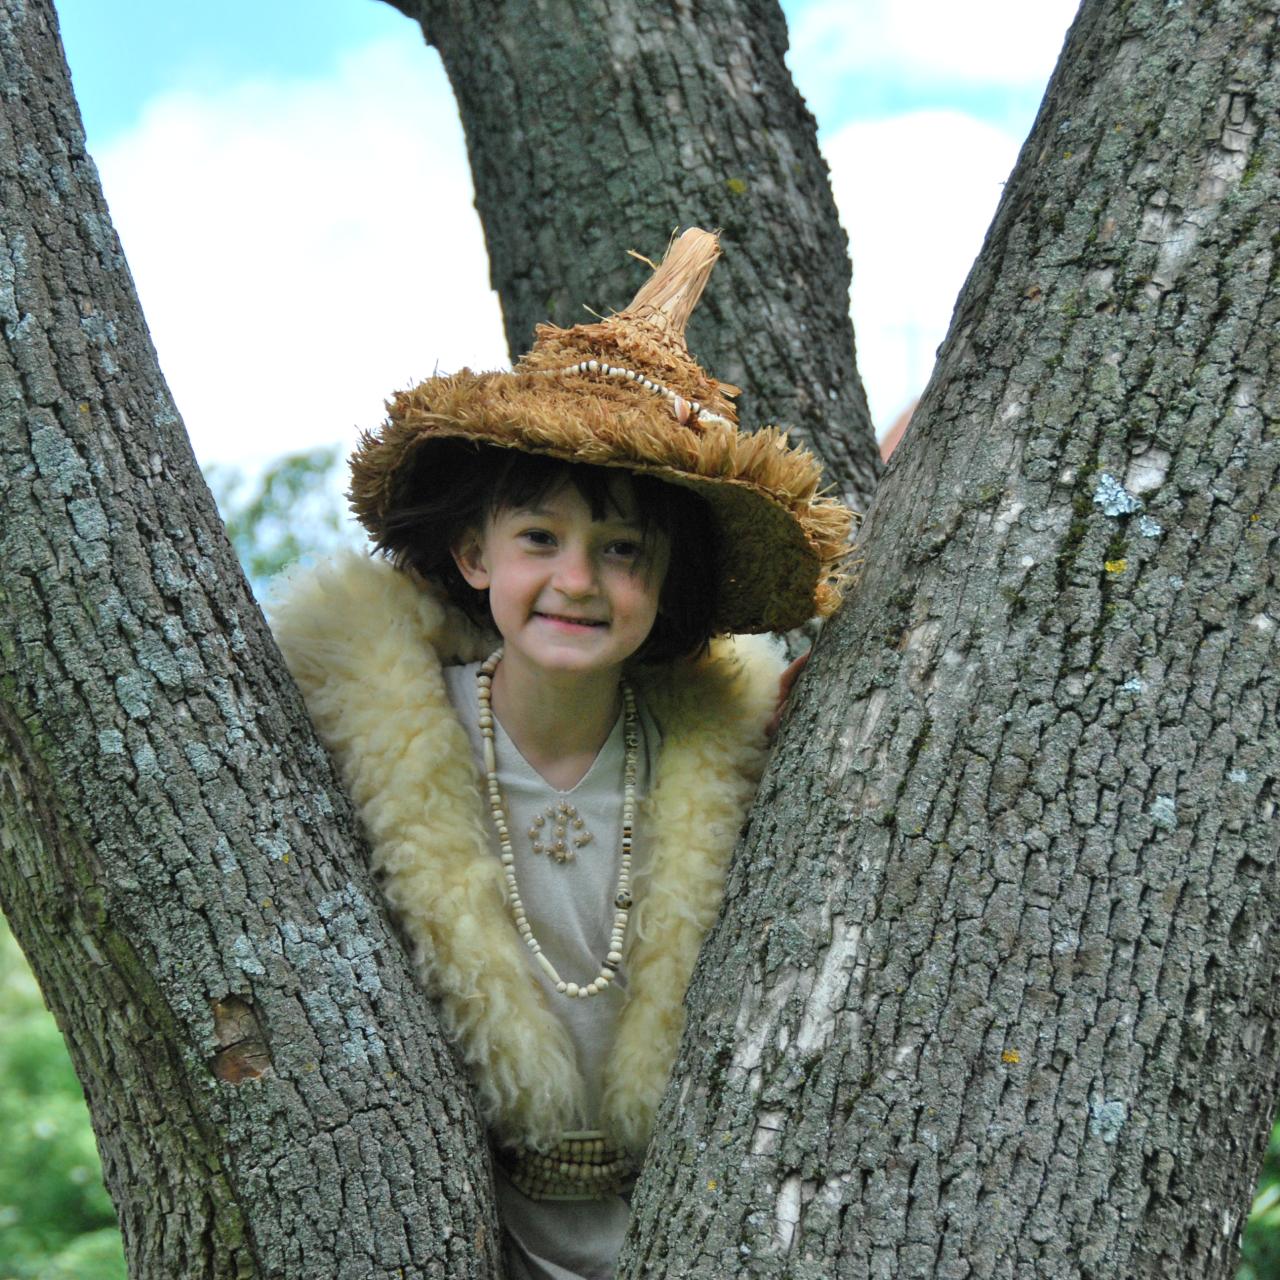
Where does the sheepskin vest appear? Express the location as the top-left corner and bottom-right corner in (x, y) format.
(269, 552), (780, 1153)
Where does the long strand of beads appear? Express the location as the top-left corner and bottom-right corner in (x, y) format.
(477, 648), (636, 1000)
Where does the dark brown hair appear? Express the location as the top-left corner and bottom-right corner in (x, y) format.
(376, 440), (719, 662)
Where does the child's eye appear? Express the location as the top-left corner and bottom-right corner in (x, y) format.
(604, 539), (642, 559)
(519, 528), (557, 548)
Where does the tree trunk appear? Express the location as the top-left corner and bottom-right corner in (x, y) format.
(9, 0), (1279, 1277)
(384, 0), (881, 512)
(624, 0), (1280, 1275)
(0, 5), (502, 1277)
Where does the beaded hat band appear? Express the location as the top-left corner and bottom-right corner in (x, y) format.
(349, 229), (854, 634)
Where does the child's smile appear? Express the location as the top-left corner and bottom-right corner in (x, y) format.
(453, 477), (668, 684)
(536, 612), (607, 630)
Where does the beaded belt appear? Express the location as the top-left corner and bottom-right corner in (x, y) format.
(499, 1130), (635, 1201)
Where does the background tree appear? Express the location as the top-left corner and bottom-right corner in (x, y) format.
(621, 0), (1280, 1275)
(205, 447), (353, 594)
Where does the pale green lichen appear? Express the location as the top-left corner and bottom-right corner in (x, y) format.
(115, 672), (152, 719)
(1093, 473), (1143, 516)
(1150, 795), (1178, 830)
(230, 934), (266, 976)
(1089, 1097), (1127, 1143)
(183, 742), (219, 780)
(30, 424), (90, 495)
(130, 741), (159, 778)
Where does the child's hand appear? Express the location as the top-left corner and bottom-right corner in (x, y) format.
(766, 650), (810, 740)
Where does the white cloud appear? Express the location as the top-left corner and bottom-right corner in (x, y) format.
(789, 0), (1081, 94)
(97, 36), (507, 471)
(822, 110), (1023, 433)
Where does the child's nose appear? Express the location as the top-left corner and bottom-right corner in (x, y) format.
(553, 546), (597, 596)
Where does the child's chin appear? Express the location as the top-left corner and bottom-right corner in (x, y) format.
(525, 640), (627, 673)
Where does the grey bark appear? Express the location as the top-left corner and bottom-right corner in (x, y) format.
(385, 0), (881, 512)
(624, 0), (1280, 1277)
(7, 0), (1277, 1276)
(0, 5), (502, 1277)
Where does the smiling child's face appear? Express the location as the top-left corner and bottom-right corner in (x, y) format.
(451, 474), (668, 684)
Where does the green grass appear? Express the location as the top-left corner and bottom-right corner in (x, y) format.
(0, 916), (125, 1280)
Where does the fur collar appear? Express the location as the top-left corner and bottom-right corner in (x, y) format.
(270, 552), (779, 1153)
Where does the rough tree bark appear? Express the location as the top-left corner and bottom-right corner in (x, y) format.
(7, 0), (1278, 1276)
(624, 0), (1280, 1276)
(384, 0), (881, 512)
(0, 5), (503, 1277)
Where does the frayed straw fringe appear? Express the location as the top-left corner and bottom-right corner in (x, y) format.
(350, 373), (851, 633)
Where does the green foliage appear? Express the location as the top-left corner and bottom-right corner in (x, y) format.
(1242, 1121), (1280, 1280)
(0, 917), (125, 1280)
(205, 445), (354, 590)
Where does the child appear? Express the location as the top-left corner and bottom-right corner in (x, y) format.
(270, 229), (852, 1279)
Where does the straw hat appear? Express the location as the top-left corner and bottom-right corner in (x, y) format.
(349, 229), (854, 634)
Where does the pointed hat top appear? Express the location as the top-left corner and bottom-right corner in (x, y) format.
(516, 226), (740, 420)
(617, 227), (721, 346)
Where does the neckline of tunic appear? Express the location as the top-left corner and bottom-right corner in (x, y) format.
(491, 703), (624, 796)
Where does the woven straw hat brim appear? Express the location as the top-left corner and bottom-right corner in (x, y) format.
(349, 368), (852, 634)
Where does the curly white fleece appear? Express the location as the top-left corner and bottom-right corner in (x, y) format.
(269, 552), (780, 1153)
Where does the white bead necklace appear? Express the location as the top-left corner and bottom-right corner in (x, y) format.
(476, 649), (637, 1000)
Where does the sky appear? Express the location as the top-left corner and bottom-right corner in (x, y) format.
(54, 0), (1081, 470)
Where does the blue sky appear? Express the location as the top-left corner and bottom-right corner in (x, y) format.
(53, 0), (1080, 465)
(59, 0), (410, 143)
(59, 1), (1060, 150)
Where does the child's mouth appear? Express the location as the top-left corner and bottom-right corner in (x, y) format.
(536, 612), (607, 629)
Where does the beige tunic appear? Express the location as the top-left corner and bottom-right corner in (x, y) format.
(443, 663), (660, 1280)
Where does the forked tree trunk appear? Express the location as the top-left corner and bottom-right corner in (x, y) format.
(624, 0), (1280, 1276)
(0, 5), (501, 1276)
(385, 0), (881, 511)
(6, 0), (1278, 1276)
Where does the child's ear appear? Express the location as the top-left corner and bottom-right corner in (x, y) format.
(451, 532), (491, 590)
